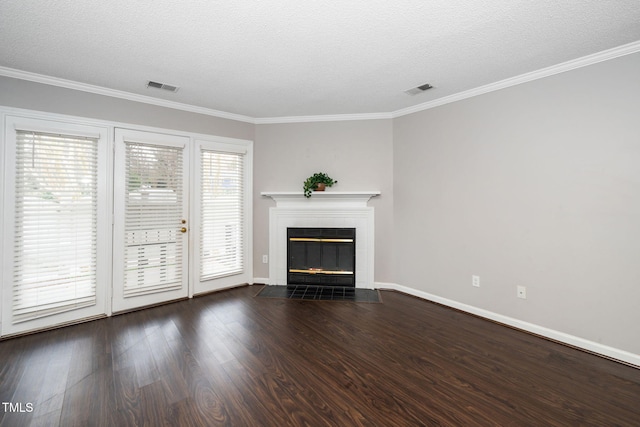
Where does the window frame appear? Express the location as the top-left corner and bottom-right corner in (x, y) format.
(191, 138), (253, 295)
(1, 115), (111, 336)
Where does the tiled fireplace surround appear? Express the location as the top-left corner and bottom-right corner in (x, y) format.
(261, 191), (380, 288)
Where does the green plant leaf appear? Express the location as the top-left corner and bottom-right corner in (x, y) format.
(302, 172), (337, 197)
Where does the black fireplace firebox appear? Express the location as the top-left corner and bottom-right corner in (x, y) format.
(287, 227), (356, 287)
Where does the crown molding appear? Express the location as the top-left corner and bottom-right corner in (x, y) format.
(2, 40), (639, 124)
(392, 39), (640, 118)
(0, 66), (256, 124)
(254, 112), (392, 124)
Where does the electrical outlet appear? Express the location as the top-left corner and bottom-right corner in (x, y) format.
(472, 275), (480, 287)
(517, 285), (527, 299)
(262, 255), (268, 264)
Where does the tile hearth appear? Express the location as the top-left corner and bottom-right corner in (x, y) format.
(256, 285), (381, 302)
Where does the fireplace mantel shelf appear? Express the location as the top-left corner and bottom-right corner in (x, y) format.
(261, 191), (380, 197)
(261, 191), (380, 208)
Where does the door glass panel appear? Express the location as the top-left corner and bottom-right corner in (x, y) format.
(123, 142), (184, 296)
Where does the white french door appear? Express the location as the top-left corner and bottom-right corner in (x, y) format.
(2, 110), (253, 335)
(112, 129), (190, 312)
(1, 116), (110, 335)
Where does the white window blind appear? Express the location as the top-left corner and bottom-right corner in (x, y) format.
(200, 150), (245, 280)
(13, 130), (98, 323)
(124, 142), (183, 296)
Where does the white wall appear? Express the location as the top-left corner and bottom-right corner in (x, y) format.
(253, 120), (394, 282)
(393, 52), (640, 356)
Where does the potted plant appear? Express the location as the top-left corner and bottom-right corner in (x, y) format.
(303, 172), (337, 198)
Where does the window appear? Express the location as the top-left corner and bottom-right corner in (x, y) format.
(200, 149), (245, 280)
(1, 111), (252, 335)
(13, 130), (98, 321)
(2, 116), (109, 335)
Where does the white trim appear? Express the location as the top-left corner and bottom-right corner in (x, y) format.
(11, 123), (102, 139)
(0, 106), (255, 147)
(376, 282), (640, 368)
(262, 191), (380, 208)
(253, 278), (269, 285)
(4, 41), (639, 124)
(111, 129), (191, 313)
(392, 40), (640, 118)
(0, 66), (255, 124)
(254, 112), (392, 124)
(2, 116), (111, 335)
(192, 137), (254, 294)
(0, 114), (5, 332)
(104, 127), (114, 317)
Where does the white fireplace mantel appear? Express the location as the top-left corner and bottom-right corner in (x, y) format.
(262, 191), (380, 288)
(261, 191), (380, 208)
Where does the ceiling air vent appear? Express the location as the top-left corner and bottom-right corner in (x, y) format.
(146, 80), (179, 93)
(404, 83), (433, 96)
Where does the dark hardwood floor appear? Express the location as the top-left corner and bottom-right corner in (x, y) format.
(1, 285), (639, 426)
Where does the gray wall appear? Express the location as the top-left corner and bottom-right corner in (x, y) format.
(393, 52), (640, 355)
(253, 120), (394, 282)
(0, 76), (254, 140)
(3, 50), (639, 357)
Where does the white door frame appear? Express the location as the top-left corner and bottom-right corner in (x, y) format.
(112, 128), (190, 312)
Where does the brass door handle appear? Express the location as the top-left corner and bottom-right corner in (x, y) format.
(180, 227), (187, 233)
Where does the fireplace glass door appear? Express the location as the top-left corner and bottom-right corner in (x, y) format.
(287, 228), (355, 287)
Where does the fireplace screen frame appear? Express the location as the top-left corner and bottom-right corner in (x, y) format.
(287, 227), (356, 287)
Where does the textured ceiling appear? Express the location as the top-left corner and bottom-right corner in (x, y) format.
(1, 0), (640, 121)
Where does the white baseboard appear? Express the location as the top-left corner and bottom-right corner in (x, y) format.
(375, 282), (640, 368)
(253, 278), (269, 285)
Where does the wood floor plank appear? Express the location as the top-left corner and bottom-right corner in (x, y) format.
(146, 323), (191, 405)
(0, 333), (54, 427)
(112, 366), (143, 426)
(58, 323), (117, 427)
(0, 336), (27, 408)
(27, 335), (74, 426)
(1, 285), (639, 426)
(234, 297), (445, 425)
(242, 298), (481, 425)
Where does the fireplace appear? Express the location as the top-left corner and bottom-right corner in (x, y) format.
(262, 191), (379, 288)
(287, 227), (356, 287)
